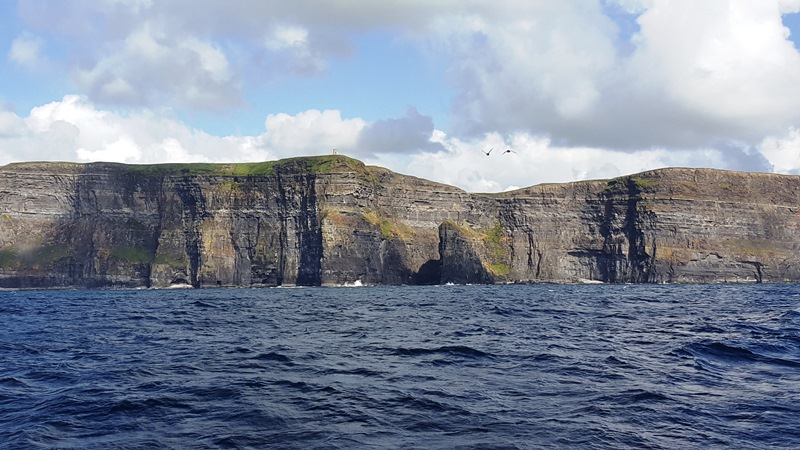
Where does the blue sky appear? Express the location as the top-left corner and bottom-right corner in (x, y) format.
(3, 0), (800, 192)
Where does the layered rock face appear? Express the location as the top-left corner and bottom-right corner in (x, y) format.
(0, 156), (798, 288)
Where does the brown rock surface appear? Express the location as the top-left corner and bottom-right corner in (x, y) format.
(1, 156), (798, 287)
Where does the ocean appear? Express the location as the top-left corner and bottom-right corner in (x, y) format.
(1, 284), (799, 449)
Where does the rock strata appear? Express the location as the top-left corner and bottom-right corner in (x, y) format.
(0, 156), (798, 287)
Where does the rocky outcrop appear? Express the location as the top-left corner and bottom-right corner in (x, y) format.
(1, 156), (798, 287)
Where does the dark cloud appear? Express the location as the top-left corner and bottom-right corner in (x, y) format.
(714, 142), (774, 174)
(355, 107), (444, 156)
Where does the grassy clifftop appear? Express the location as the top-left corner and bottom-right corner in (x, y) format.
(0, 154), (370, 178)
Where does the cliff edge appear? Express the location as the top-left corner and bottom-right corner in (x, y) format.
(1, 156), (798, 288)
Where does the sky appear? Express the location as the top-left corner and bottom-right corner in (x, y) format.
(3, 0), (800, 192)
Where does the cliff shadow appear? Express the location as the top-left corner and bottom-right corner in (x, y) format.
(438, 221), (494, 284)
(412, 258), (442, 285)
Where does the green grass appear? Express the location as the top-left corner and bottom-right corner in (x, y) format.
(603, 176), (658, 195)
(0, 244), (71, 268)
(484, 223), (508, 262)
(306, 156), (354, 174)
(220, 179), (242, 193)
(110, 246), (155, 264)
(631, 177), (657, 191)
(362, 209), (415, 240)
(125, 162), (265, 177)
(487, 262), (511, 277)
(485, 223), (503, 246)
(123, 155), (367, 178)
(30, 245), (70, 265)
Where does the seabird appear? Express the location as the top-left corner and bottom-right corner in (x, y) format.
(503, 149), (516, 154)
(482, 147), (493, 156)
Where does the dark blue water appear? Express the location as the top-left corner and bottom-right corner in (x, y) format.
(2, 284), (800, 449)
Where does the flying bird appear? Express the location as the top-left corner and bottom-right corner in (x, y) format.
(482, 147), (493, 156)
(503, 149), (516, 154)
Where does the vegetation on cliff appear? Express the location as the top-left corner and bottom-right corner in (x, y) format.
(0, 155), (370, 178)
(361, 209), (416, 240)
(0, 244), (71, 269)
(118, 154), (369, 177)
(1, 157), (800, 287)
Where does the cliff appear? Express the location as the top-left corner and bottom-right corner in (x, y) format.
(1, 155), (798, 288)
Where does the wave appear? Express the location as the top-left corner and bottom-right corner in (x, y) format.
(318, 367), (384, 377)
(682, 341), (800, 368)
(107, 396), (193, 414)
(593, 388), (673, 406)
(191, 300), (219, 308)
(250, 352), (292, 363)
(0, 376), (31, 388)
(388, 345), (494, 359)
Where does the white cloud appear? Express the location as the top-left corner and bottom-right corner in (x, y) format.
(426, 2), (620, 139)
(632, 0), (800, 126)
(0, 96), (364, 167)
(0, 95), (242, 164)
(260, 109), (365, 154)
(261, 24), (326, 75)
(77, 136), (142, 162)
(181, 37), (231, 84)
(0, 111), (26, 138)
(8, 32), (45, 68)
(266, 25), (309, 51)
(74, 23), (240, 110)
(760, 128), (800, 174)
(779, 0), (800, 13)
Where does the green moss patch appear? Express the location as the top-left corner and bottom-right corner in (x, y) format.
(724, 238), (777, 258)
(110, 246), (155, 264)
(361, 209), (415, 240)
(631, 177), (657, 191)
(483, 223), (509, 262)
(486, 262), (511, 277)
(604, 176), (658, 195)
(30, 244), (71, 265)
(0, 244), (71, 268)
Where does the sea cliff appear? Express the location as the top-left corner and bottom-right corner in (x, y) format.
(1, 155), (798, 288)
